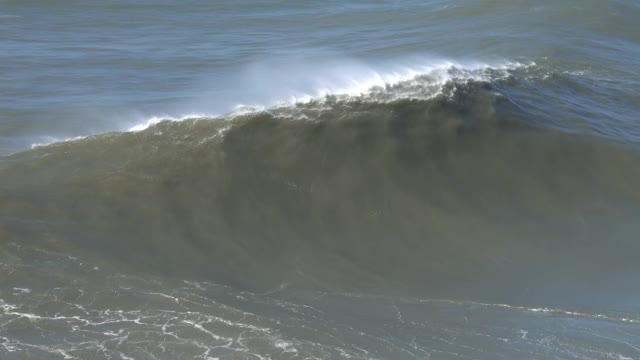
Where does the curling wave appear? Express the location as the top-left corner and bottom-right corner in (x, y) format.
(2, 60), (640, 310)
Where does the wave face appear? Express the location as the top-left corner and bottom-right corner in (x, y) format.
(2, 65), (640, 307)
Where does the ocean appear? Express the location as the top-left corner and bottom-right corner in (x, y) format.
(1, 0), (640, 359)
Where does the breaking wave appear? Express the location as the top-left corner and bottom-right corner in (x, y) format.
(2, 59), (640, 310)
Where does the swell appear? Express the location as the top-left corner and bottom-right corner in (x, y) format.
(1, 69), (640, 309)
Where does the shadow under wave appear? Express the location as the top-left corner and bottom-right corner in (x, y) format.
(1, 78), (640, 312)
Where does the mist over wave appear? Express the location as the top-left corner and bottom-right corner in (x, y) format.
(25, 57), (532, 146)
(25, 56), (639, 152)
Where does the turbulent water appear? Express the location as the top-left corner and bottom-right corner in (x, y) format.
(2, 1), (640, 359)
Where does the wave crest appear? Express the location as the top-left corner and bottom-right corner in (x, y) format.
(122, 60), (534, 133)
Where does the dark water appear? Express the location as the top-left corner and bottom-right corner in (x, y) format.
(1, 1), (640, 359)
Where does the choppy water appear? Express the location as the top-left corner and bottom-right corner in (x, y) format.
(1, 1), (640, 359)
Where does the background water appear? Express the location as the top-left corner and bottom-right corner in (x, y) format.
(1, 0), (640, 359)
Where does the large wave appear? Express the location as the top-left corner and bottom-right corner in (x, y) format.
(2, 61), (640, 309)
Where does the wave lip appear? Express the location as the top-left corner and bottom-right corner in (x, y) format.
(255, 59), (535, 106)
(127, 113), (218, 132)
(29, 135), (88, 150)
(122, 59), (535, 134)
(8, 59), (537, 154)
